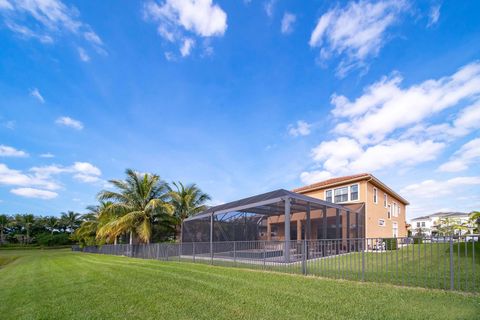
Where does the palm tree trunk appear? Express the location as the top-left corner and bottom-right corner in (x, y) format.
(129, 231), (133, 245)
(114, 237), (117, 245)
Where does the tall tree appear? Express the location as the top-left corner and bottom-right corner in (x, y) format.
(169, 182), (210, 241)
(74, 202), (115, 246)
(60, 211), (81, 234)
(0, 214), (9, 245)
(97, 169), (173, 244)
(470, 211), (480, 233)
(43, 216), (58, 235)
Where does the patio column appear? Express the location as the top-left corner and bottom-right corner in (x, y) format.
(322, 206), (327, 239)
(297, 220), (302, 241)
(284, 197), (291, 263)
(267, 220), (272, 241)
(306, 203), (311, 241)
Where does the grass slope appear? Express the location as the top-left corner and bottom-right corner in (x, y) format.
(0, 249), (479, 320)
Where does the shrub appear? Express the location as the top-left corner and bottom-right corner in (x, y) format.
(383, 238), (398, 250)
(413, 237), (423, 244)
(36, 233), (73, 246)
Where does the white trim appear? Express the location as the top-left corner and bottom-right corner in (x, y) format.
(383, 193), (387, 208)
(324, 183), (360, 204)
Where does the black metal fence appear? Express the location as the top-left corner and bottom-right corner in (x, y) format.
(72, 235), (479, 292)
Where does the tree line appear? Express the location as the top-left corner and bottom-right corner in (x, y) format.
(0, 169), (210, 247)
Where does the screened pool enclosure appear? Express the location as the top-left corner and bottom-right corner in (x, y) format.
(181, 189), (365, 263)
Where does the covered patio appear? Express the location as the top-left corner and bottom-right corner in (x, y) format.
(182, 189), (365, 262)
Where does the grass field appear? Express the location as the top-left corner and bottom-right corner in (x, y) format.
(1, 249), (479, 320)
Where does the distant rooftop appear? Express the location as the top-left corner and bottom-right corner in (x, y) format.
(411, 212), (470, 221)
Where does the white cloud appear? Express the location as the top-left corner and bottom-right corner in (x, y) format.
(438, 138), (480, 172)
(427, 4), (440, 27)
(264, 0), (276, 18)
(288, 120), (311, 137)
(299, 170), (333, 185)
(309, 0), (408, 76)
(10, 187), (58, 199)
(2, 120), (15, 129)
(332, 62), (480, 144)
(0, 163), (60, 190)
(143, 0), (227, 57)
(401, 176), (480, 199)
(71, 161), (101, 182)
(281, 12), (296, 34)
(77, 47), (90, 62)
(309, 138), (444, 176)
(55, 116), (83, 130)
(0, 0), (104, 53)
(0, 145), (29, 157)
(40, 152), (55, 158)
(180, 37), (194, 57)
(30, 88), (45, 103)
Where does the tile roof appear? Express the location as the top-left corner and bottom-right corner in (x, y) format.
(293, 173), (371, 193)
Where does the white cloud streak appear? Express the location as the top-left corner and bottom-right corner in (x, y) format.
(281, 12), (296, 34)
(30, 88), (45, 103)
(55, 116), (83, 130)
(309, 0), (408, 77)
(438, 138), (480, 172)
(288, 120), (311, 137)
(0, 145), (29, 157)
(10, 187), (58, 199)
(143, 0), (227, 58)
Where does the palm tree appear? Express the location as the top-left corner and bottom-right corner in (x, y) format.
(97, 169), (173, 244)
(469, 211), (480, 233)
(43, 216), (58, 235)
(0, 214), (9, 245)
(169, 182), (210, 241)
(75, 202), (115, 246)
(60, 211), (81, 234)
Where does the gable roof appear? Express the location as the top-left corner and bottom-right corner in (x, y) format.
(293, 173), (410, 205)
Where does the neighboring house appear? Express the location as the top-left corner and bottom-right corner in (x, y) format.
(410, 212), (471, 236)
(290, 173), (409, 239)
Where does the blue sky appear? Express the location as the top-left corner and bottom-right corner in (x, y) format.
(0, 0), (479, 219)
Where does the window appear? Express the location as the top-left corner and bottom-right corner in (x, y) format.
(421, 222), (426, 227)
(325, 190), (332, 203)
(373, 187), (378, 204)
(392, 202), (397, 217)
(392, 222), (398, 237)
(350, 184), (359, 201)
(398, 205), (401, 216)
(417, 222), (421, 228)
(334, 187), (348, 203)
(379, 219), (385, 227)
(387, 205), (391, 219)
(384, 194), (387, 207)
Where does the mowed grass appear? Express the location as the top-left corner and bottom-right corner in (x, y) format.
(0, 249), (479, 320)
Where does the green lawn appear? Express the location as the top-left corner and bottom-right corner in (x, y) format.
(1, 249), (479, 320)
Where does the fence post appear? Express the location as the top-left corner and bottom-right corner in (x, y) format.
(192, 242), (196, 263)
(302, 239), (307, 275)
(362, 239), (365, 281)
(263, 241), (266, 269)
(233, 241), (237, 267)
(449, 236), (454, 290)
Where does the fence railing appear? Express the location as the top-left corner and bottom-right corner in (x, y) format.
(72, 235), (479, 292)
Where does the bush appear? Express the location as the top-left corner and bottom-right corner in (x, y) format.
(413, 237), (423, 244)
(383, 238), (398, 250)
(36, 233), (73, 246)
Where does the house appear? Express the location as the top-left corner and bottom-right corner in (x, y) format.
(410, 212), (471, 236)
(182, 173), (409, 244)
(266, 173), (409, 240)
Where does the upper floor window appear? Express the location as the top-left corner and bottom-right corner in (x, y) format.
(416, 222), (420, 227)
(350, 184), (359, 201)
(334, 187), (348, 203)
(392, 202), (397, 217)
(373, 187), (378, 204)
(387, 205), (391, 219)
(384, 194), (387, 207)
(421, 222), (426, 227)
(379, 219), (385, 227)
(325, 190), (332, 203)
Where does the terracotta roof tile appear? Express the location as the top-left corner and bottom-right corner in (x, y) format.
(293, 173), (371, 193)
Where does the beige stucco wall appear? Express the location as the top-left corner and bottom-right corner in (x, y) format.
(298, 179), (407, 238)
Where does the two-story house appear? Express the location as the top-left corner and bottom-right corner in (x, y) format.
(265, 173), (409, 240)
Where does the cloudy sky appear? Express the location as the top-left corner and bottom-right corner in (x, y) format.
(0, 0), (479, 219)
